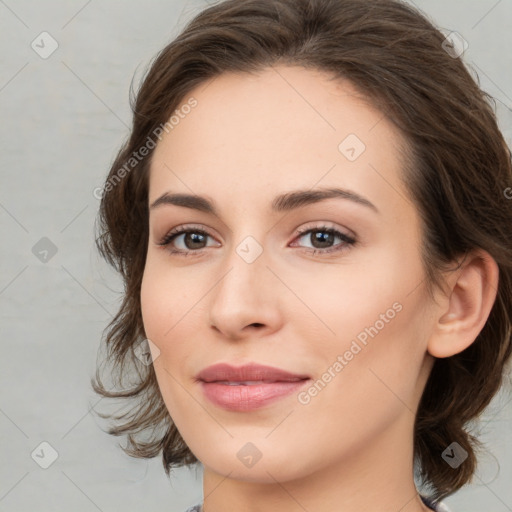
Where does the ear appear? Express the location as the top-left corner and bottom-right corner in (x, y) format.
(427, 249), (499, 358)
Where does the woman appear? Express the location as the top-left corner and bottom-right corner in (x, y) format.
(92, 0), (512, 511)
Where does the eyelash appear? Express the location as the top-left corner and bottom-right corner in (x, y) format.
(156, 224), (356, 257)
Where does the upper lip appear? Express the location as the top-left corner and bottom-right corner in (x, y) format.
(197, 363), (310, 383)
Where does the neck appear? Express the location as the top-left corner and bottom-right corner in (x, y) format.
(201, 410), (432, 512)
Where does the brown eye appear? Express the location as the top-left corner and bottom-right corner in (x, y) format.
(292, 226), (356, 255)
(157, 225), (220, 256)
(174, 231), (208, 250)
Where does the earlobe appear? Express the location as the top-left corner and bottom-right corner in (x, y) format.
(427, 249), (499, 358)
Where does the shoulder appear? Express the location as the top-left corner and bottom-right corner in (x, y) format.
(183, 500), (453, 512)
(183, 505), (201, 512)
(183, 500), (454, 512)
(421, 495), (453, 512)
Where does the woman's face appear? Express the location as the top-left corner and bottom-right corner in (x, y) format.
(141, 65), (436, 483)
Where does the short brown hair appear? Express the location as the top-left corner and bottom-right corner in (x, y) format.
(92, 0), (512, 503)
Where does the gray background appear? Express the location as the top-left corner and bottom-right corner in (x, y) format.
(1, 1), (511, 511)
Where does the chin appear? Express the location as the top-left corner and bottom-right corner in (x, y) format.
(197, 442), (317, 484)
(204, 460), (305, 483)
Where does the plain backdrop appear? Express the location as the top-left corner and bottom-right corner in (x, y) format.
(1, 1), (511, 511)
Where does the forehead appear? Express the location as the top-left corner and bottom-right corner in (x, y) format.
(148, 65), (410, 220)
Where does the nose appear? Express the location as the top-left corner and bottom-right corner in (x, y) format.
(208, 246), (282, 341)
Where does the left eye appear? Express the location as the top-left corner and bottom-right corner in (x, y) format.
(292, 227), (355, 253)
(157, 227), (218, 253)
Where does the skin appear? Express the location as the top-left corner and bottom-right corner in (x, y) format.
(140, 65), (499, 512)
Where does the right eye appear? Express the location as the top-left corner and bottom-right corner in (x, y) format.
(157, 225), (220, 256)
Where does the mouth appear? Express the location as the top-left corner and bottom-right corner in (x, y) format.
(196, 363), (311, 411)
(212, 379), (305, 385)
(196, 362), (310, 383)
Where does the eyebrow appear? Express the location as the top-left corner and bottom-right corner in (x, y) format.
(149, 187), (379, 215)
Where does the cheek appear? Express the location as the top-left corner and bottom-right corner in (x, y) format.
(140, 259), (205, 381)
(140, 259), (195, 343)
(298, 245), (429, 398)
(330, 284), (429, 416)
(288, 296), (428, 470)
(140, 267), (164, 342)
(282, 256), (411, 354)
(140, 268), (188, 421)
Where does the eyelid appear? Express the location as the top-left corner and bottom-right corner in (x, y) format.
(289, 224), (356, 254)
(292, 220), (355, 239)
(156, 223), (219, 246)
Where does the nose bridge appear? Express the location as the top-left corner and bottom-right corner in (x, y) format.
(213, 235), (267, 308)
(208, 233), (278, 336)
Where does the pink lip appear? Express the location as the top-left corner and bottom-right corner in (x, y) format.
(196, 363), (311, 411)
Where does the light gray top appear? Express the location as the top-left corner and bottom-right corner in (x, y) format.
(183, 495), (452, 511)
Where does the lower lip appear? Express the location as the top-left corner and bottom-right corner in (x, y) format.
(200, 380), (310, 411)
